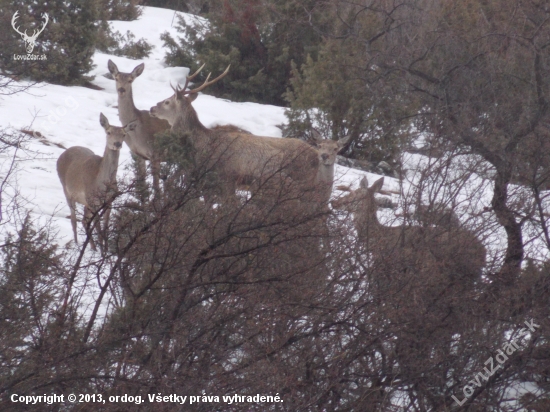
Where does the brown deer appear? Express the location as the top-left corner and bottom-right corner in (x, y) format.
(150, 66), (320, 203)
(308, 129), (350, 205)
(57, 113), (127, 251)
(107, 60), (170, 195)
(331, 176), (486, 280)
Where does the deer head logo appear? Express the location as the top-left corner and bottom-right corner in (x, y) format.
(11, 11), (49, 54)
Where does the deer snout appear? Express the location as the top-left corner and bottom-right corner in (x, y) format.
(321, 153), (330, 161)
(117, 87), (126, 94)
(114, 141), (122, 149)
(150, 106), (157, 117)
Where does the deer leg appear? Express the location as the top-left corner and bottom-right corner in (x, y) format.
(132, 154), (149, 203)
(83, 206), (97, 251)
(95, 212), (104, 254)
(151, 157), (161, 197)
(68, 199), (78, 244)
(100, 206), (112, 253)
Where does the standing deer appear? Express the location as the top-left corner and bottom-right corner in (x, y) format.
(107, 60), (170, 195)
(150, 66), (320, 204)
(331, 176), (486, 279)
(57, 113), (127, 251)
(309, 130), (350, 205)
(332, 177), (487, 363)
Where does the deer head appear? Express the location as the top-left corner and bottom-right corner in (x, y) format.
(150, 64), (230, 126)
(309, 129), (351, 167)
(12, 11), (49, 54)
(99, 113), (125, 151)
(332, 176), (385, 214)
(107, 60), (144, 96)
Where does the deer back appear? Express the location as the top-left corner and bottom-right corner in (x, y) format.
(332, 176), (486, 278)
(57, 114), (125, 208)
(188, 129), (319, 188)
(57, 147), (100, 206)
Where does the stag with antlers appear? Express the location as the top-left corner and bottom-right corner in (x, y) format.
(150, 65), (321, 204)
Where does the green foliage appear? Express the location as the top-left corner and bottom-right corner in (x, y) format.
(142, 0), (208, 13)
(0, 0), (99, 85)
(155, 129), (196, 172)
(98, 0), (143, 21)
(97, 29), (152, 59)
(162, 0), (324, 105)
(0, 216), (69, 394)
(154, 129), (222, 194)
(284, 38), (411, 164)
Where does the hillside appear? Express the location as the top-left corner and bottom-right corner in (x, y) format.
(1, 4), (548, 411)
(0, 6), (398, 245)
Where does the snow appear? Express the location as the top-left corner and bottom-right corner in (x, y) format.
(0, 5), (543, 410)
(1, 6), (525, 268)
(3, 5), (538, 271)
(0, 6), (400, 248)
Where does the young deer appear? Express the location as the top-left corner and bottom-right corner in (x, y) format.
(332, 176), (486, 280)
(107, 60), (170, 195)
(57, 113), (127, 251)
(309, 129), (350, 205)
(150, 66), (320, 203)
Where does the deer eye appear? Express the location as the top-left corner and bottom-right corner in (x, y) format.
(108, 132), (111, 135)
(164, 101), (169, 105)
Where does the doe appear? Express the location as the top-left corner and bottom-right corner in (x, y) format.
(57, 113), (127, 251)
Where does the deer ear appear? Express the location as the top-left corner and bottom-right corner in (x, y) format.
(311, 128), (323, 143)
(99, 113), (109, 129)
(188, 93), (199, 102)
(132, 63), (145, 79)
(107, 60), (119, 76)
(338, 134), (351, 150)
(371, 177), (385, 193)
(359, 176), (369, 189)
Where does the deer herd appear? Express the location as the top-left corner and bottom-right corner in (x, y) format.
(56, 60), (486, 279)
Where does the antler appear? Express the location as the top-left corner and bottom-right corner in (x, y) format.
(178, 63), (205, 92)
(11, 11), (26, 37)
(169, 63), (207, 96)
(170, 64), (230, 98)
(31, 13), (49, 39)
(184, 65), (231, 95)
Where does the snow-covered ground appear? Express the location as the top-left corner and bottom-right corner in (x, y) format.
(1, 6), (545, 410)
(0, 6), (401, 247)
(3, 6), (539, 267)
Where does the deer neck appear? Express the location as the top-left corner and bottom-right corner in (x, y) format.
(117, 87), (139, 124)
(171, 105), (209, 136)
(317, 163), (335, 184)
(355, 203), (384, 237)
(97, 147), (120, 188)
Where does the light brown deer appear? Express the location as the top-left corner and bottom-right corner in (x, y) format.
(332, 176), (486, 279)
(309, 129), (350, 205)
(57, 113), (127, 251)
(150, 66), (320, 203)
(107, 60), (170, 195)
